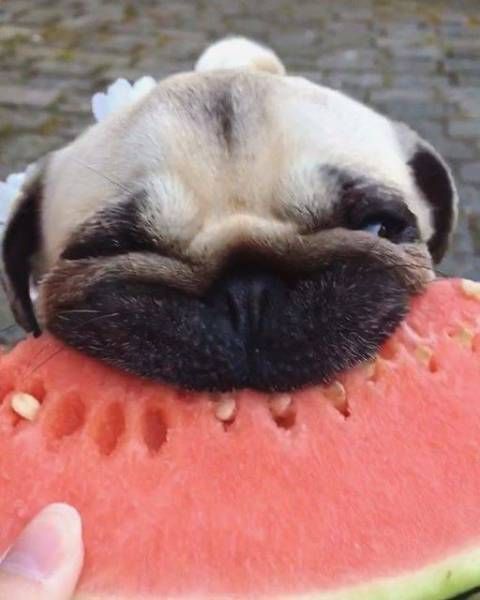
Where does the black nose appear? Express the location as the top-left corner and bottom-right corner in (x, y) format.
(210, 267), (287, 337)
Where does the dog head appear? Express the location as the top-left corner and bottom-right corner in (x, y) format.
(2, 38), (458, 391)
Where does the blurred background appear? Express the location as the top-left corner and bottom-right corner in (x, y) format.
(0, 0), (479, 342)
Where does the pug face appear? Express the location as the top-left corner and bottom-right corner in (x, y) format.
(2, 38), (457, 392)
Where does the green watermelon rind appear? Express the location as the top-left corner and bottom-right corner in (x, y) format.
(297, 547), (480, 600)
(75, 546), (480, 599)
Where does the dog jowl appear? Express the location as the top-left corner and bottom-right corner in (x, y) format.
(1, 38), (457, 392)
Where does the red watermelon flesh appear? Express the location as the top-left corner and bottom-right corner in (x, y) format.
(0, 278), (480, 600)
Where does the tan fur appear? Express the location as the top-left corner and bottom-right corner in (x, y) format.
(2, 38), (457, 331)
(38, 70), (438, 273)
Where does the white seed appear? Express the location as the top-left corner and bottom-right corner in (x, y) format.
(362, 358), (377, 379)
(323, 381), (347, 407)
(269, 394), (292, 418)
(461, 279), (480, 301)
(10, 392), (41, 422)
(215, 396), (237, 422)
(452, 325), (474, 349)
(415, 345), (434, 366)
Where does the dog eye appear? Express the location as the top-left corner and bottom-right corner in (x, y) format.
(357, 215), (412, 242)
(361, 221), (385, 236)
(346, 196), (419, 244)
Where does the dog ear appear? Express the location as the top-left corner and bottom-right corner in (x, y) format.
(195, 36), (286, 76)
(1, 161), (46, 335)
(394, 122), (458, 264)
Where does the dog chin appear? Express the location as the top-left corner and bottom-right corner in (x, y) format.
(41, 255), (424, 392)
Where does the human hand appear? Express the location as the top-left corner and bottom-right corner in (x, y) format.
(0, 503), (84, 600)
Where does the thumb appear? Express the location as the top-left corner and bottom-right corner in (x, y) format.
(0, 503), (84, 600)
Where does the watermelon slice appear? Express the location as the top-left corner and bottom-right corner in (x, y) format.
(1, 278), (480, 600)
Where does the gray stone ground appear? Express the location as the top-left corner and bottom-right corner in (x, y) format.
(0, 4), (480, 596)
(0, 0), (479, 342)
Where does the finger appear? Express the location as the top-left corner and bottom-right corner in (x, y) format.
(0, 503), (84, 600)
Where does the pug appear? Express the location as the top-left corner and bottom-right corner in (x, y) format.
(1, 37), (457, 392)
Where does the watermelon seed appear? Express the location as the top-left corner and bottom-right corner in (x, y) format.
(269, 394), (292, 418)
(362, 359), (377, 380)
(142, 406), (167, 453)
(269, 394), (296, 429)
(414, 346), (439, 373)
(215, 396), (237, 429)
(415, 345), (433, 366)
(10, 392), (41, 422)
(323, 381), (350, 418)
(448, 325), (474, 350)
(461, 279), (480, 301)
(46, 392), (86, 439)
(91, 402), (126, 456)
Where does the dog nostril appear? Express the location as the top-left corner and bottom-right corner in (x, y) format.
(213, 268), (285, 336)
(249, 278), (271, 331)
(226, 277), (269, 333)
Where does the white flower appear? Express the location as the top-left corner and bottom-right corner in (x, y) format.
(1, 75), (156, 231)
(0, 170), (27, 225)
(91, 75), (156, 122)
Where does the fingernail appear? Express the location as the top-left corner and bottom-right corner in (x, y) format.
(0, 503), (82, 582)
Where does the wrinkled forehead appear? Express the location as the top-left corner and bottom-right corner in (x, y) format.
(119, 70), (408, 184)
(52, 71), (409, 188)
(43, 70), (422, 262)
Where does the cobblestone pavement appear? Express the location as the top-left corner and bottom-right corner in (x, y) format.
(0, 0), (479, 339)
(1, 4), (480, 597)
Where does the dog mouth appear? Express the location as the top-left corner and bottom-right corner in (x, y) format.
(42, 257), (418, 392)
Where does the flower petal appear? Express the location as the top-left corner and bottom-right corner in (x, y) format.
(132, 76), (156, 101)
(91, 75), (155, 122)
(91, 92), (109, 122)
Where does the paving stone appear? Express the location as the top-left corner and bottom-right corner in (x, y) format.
(0, 133), (65, 166)
(0, 293), (24, 345)
(460, 162), (480, 184)
(413, 120), (445, 143)
(33, 58), (104, 78)
(468, 214), (480, 255)
(389, 74), (450, 88)
(435, 139), (476, 161)
(80, 34), (150, 54)
(0, 25), (35, 42)
(277, 2), (330, 22)
(376, 33), (432, 48)
(13, 6), (64, 26)
(458, 184), (480, 213)
(0, 107), (54, 132)
(371, 88), (435, 103)
(267, 30), (318, 55)
(445, 58), (480, 74)
(445, 38), (480, 57)
(57, 92), (93, 115)
(372, 100), (446, 122)
(325, 73), (383, 89)
(385, 45), (442, 60)
(449, 120), (480, 139)
(318, 49), (378, 71)
(388, 59), (438, 74)
(456, 74), (480, 88)
(325, 21), (370, 35)
(0, 84), (59, 107)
